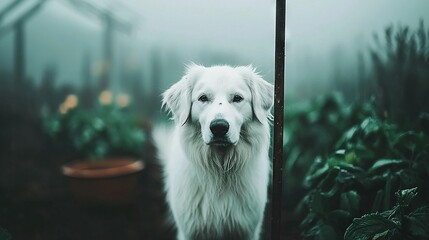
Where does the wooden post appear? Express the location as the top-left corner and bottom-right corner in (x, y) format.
(271, 0), (286, 239)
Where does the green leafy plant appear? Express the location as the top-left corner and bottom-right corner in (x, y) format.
(283, 94), (376, 206)
(284, 20), (429, 239)
(43, 105), (146, 161)
(300, 111), (429, 239)
(345, 188), (429, 240)
(370, 20), (429, 126)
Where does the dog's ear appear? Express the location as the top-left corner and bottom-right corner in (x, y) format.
(237, 66), (274, 123)
(162, 76), (192, 125)
(162, 64), (204, 125)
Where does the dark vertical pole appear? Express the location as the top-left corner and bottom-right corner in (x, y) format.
(272, 0), (286, 239)
(15, 21), (25, 87)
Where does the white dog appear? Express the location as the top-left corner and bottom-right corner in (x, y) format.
(155, 64), (273, 240)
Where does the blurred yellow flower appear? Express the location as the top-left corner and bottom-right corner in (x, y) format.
(65, 95), (78, 108)
(117, 93), (131, 108)
(99, 90), (112, 105)
(59, 94), (78, 114)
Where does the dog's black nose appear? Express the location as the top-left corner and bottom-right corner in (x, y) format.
(210, 119), (229, 137)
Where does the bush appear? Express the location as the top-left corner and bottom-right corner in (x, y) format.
(43, 105), (146, 161)
(370, 20), (429, 126)
(300, 108), (429, 239)
(345, 188), (429, 240)
(283, 94), (376, 207)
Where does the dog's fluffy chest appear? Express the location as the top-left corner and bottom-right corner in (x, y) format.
(169, 166), (263, 239)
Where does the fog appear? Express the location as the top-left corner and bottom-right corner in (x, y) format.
(0, 0), (275, 93)
(1, 0), (428, 99)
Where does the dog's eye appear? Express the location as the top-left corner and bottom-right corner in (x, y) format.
(198, 95), (209, 102)
(232, 95), (243, 103)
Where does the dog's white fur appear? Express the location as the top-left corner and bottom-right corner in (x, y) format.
(155, 65), (273, 240)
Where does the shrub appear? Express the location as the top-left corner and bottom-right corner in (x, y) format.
(43, 105), (146, 161)
(345, 188), (429, 240)
(300, 110), (429, 239)
(370, 20), (429, 126)
(283, 94), (375, 207)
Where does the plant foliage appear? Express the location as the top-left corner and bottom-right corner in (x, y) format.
(371, 20), (429, 126)
(344, 188), (429, 240)
(300, 106), (429, 239)
(43, 105), (146, 160)
(283, 94), (376, 205)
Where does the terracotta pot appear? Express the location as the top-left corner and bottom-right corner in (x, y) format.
(62, 158), (144, 206)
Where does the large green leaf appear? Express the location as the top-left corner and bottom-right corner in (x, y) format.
(406, 206), (429, 237)
(368, 159), (407, 174)
(344, 213), (398, 240)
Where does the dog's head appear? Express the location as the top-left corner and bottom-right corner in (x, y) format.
(163, 65), (273, 147)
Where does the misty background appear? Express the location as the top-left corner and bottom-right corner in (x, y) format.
(1, 0), (428, 102)
(0, 0), (275, 101)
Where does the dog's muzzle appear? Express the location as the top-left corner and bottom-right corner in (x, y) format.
(209, 119), (232, 146)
